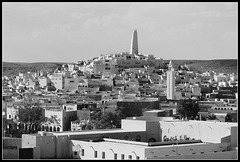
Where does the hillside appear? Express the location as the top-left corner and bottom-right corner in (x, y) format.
(2, 59), (238, 77)
(165, 59), (238, 75)
(2, 62), (64, 76)
(187, 59), (237, 75)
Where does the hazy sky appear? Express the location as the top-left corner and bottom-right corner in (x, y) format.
(3, 2), (238, 63)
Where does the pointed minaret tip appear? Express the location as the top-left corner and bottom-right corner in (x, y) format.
(168, 59), (175, 71)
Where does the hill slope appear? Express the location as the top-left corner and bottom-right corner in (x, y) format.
(2, 62), (64, 76)
(187, 59), (237, 75)
(2, 59), (238, 76)
(165, 59), (237, 75)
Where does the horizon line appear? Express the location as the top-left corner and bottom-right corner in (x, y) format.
(2, 58), (238, 64)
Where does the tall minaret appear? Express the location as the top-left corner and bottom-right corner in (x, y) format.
(130, 29), (138, 55)
(167, 60), (175, 100)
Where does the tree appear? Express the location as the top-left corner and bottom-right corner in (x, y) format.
(225, 113), (237, 122)
(89, 108), (125, 129)
(43, 115), (61, 125)
(18, 100), (45, 133)
(177, 99), (200, 120)
(207, 114), (216, 120)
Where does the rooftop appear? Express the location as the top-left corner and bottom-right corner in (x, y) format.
(52, 128), (145, 136)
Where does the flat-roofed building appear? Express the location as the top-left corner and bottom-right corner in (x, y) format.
(20, 117), (237, 159)
(117, 97), (160, 117)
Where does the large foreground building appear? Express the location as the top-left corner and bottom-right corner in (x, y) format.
(3, 117), (238, 159)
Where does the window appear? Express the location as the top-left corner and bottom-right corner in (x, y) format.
(136, 156), (140, 160)
(114, 153), (117, 160)
(129, 155), (132, 160)
(81, 149), (84, 156)
(121, 154), (124, 160)
(74, 151), (77, 155)
(148, 138), (156, 142)
(124, 136), (129, 140)
(102, 152), (105, 159)
(94, 151), (97, 158)
(136, 135), (141, 141)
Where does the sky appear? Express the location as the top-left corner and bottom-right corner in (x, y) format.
(2, 2), (238, 63)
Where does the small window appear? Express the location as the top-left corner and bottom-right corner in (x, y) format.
(129, 155), (132, 159)
(81, 149), (84, 156)
(124, 136), (129, 140)
(114, 153), (117, 160)
(74, 151), (77, 155)
(102, 152), (105, 159)
(136, 156), (140, 160)
(94, 151), (97, 158)
(136, 135), (141, 141)
(121, 154), (124, 160)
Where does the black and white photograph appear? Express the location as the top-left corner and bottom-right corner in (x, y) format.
(2, 2), (238, 160)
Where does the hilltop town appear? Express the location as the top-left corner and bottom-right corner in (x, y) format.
(2, 30), (238, 160)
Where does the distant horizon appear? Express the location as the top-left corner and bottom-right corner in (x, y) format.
(3, 2), (238, 62)
(2, 58), (238, 64)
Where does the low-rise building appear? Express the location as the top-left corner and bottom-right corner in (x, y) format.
(40, 107), (77, 132)
(20, 118), (237, 159)
(117, 97), (159, 117)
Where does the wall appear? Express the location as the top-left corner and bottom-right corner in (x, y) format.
(51, 75), (64, 90)
(121, 119), (146, 131)
(70, 140), (145, 160)
(3, 137), (22, 148)
(64, 111), (78, 131)
(231, 126), (237, 147)
(56, 135), (69, 159)
(146, 121), (161, 142)
(33, 146), (41, 159)
(93, 63), (105, 74)
(38, 77), (48, 88)
(3, 146), (19, 159)
(145, 142), (230, 159)
(64, 77), (78, 92)
(122, 119), (161, 142)
(148, 150), (237, 159)
(36, 136), (56, 159)
(117, 100), (159, 117)
(159, 120), (237, 143)
(22, 134), (37, 148)
(22, 134), (56, 159)
(67, 130), (146, 142)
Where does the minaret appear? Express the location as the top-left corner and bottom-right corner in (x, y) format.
(130, 29), (138, 55)
(167, 60), (175, 100)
